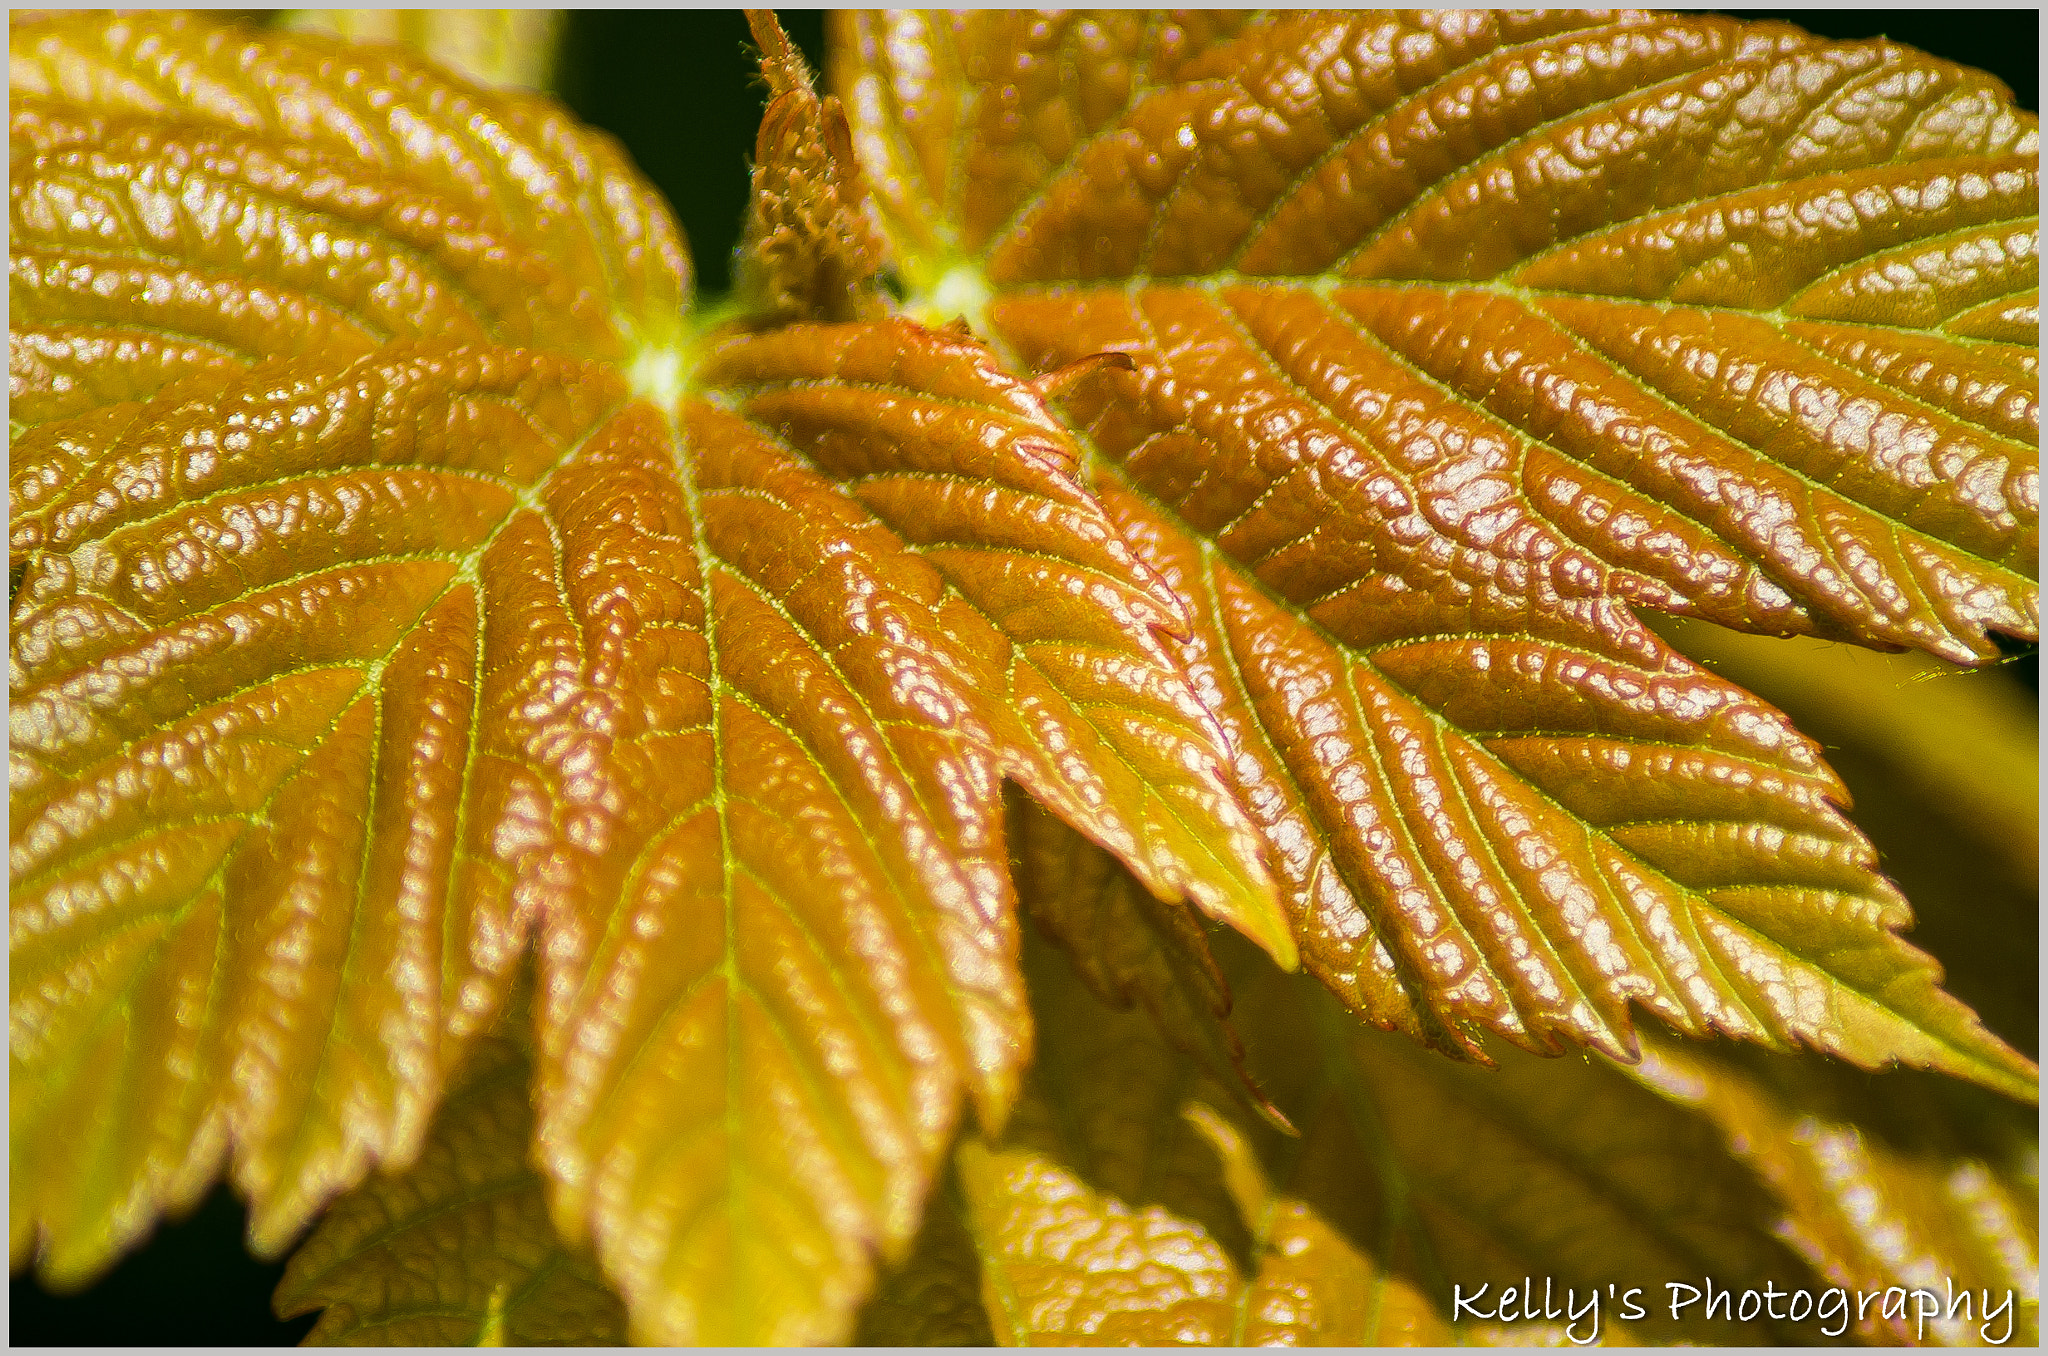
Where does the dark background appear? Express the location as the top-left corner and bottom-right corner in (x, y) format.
(11, 8), (2037, 1347)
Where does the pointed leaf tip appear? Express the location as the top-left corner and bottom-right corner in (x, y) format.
(1029, 349), (1138, 401)
(839, 6), (2039, 1096)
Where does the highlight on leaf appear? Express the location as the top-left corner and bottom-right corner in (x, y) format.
(834, 6), (2040, 1097)
(8, 9), (1290, 1343)
(279, 9), (564, 91)
(7, 6), (2039, 1348)
(1657, 612), (2040, 1049)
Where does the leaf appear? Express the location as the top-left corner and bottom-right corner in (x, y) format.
(8, 11), (688, 424)
(699, 322), (1292, 969)
(948, 913), (1818, 1345)
(1625, 1039), (2039, 1346)
(274, 991), (628, 1347)
(1230, 942), (1841, 1346)
(955, 1131), (1244, 1346)
(943, 924), (1269, 1345)
(1625, 624), (2040, 1344)
(1659, 614), (2038, 1051)
(835, 9), (2040, 1097)
(1661, 617), (2037, 887)
(1190, 1102), (1624, 1348)
(852, 1162), (994, 1348)
(950, 708), (2039, 1349)
(10, 9), (689, 1283)
(278, 10), (566, 92)
(8, 12), (1281, 1343)
(1006, 790), (1287, 1131)
(1184, 1101), (1427, 1346)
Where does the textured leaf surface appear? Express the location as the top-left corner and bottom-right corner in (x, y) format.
(955, 1132), (1243, 1346)
(978, 901), (2035, 1347)
(8, 12), (1278, 1343)
(852, 1162), (995, 1348)
(836, 8), (2040, 1095)
(695, 324), (1289, 969)
(1661, 614), (2038, 1053)
(10, 10), (689, 1285)
(1184, 1101), (1423, 1347)
(1227, 944), (1832, 1346)
(274, 998), (627, 1346)
(1610, 625), (2039, 1346)
(955, 928), (1254, 1345)
(14, 11), (2041, 1347)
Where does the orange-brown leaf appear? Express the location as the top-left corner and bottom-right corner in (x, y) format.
(13, 11), (2041, 1346)
(8, 13), (1293, 1342)
(836, 7), (2039, 1097)
(699, 321), (1291, 967)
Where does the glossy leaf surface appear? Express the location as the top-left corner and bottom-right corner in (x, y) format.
(947, 931), (1254, 1345)
(1660, 614), (2039, 1051)
(971, 641), (2036, 1346)
(10, 11), (689, 1288)
(7, 12), (1278, 1343)
(10, 9), (2041, 1347)
(836, 8), (2040, 1094)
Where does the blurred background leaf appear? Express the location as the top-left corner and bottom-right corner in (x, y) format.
(281, 9), (565, 90)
